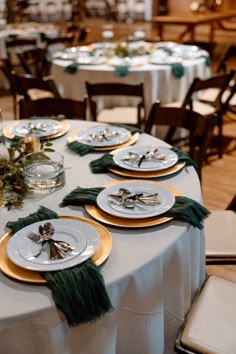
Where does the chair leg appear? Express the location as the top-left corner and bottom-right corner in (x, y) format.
(217, 113), (223, 159)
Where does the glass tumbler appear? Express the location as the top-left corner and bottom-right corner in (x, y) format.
(23, 151), (65, 193)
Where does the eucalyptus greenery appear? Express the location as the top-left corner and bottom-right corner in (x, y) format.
(0, 138), (54, 210)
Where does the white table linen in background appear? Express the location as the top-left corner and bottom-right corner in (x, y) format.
(0, 23), (58, 59)
(51, 55), (210, 114)
(0, 120), (205, 354)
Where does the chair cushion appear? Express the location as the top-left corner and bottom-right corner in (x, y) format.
(28, 89), (54, 100)
(165, 100), (216, 115)
(199, 87), (236, 105)
(96, 107), (138, 124)
(181, 276), (236, 354)
(205, 210), (236, 257)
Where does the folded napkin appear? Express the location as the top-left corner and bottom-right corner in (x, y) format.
(39, 32), (48, 42)
(8, 34), (18, 39)
(67, 124), (143, 157)
(114, 65), (129, 77)
(64, 62), (80, 74)
(59, 187), (210, 230)
(6, 206), (113, 327)
(30, 115), (66, 121)
(170, 63), (185, 78)
(90, 147), (198, 174)
(201, 55), (211, 66)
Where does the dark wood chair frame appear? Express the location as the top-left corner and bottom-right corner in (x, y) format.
(167, 70), (235, 158)
(16, 47), (50, 78)
(145, 101), (217, 181)
(19, 97), (87, 120)
(85, 81), (146, 128)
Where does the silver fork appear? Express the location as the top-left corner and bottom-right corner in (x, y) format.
(27, 232), (42, 243)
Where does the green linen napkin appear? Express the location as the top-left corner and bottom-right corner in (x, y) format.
(64, 62), (80, 74)
(67, 124), (143, 157)
(201, 55), (211, 66)
(8, 34), (18, 39)
(6, 206), (113, 327)
(59, 187), (210, 230)
(39, 32), (48, 42)
(170, 63), (185, 78)
(114, 65), (129, 77)
(67, 141), (94, 156)
(30, 115), (66, 121)
(89, 147), (198, 174)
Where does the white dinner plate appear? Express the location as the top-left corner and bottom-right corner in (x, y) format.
(76, 125), (131, 147)
(7, 219), (100, 271)
(156, 42), (177, 49)
(76, 56), (107, 65)
(171, 45), (207, 59)
(55, 52), (78, 60)
(11, 119), (62, 138)
(113, 146), (178, 171)
(107, 56), (147, 66)
(96, 181), (175, 219)
(149, 54), (179, 65)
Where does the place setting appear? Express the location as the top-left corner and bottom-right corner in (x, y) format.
(110, 145), (186, 178)
(60, 179), (209, 229)
(0, 206), (113, 326)
(3, 118), (71, 141)
(0, 213), (112, 283)
(67, 124), (141, 156)
(89, 144), (198, 178)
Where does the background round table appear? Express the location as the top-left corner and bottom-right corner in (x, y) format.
(51, 45), (211, 114)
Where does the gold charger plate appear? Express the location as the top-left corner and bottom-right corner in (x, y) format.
(67, 128), (140, 151)
(0, 215), (112, 284)
(109, 162), (185, 178)
(85, 180), (181, 228)
(3, 120), (71, 140)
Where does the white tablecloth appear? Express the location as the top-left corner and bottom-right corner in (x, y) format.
(0, 23), (58, 59)
(0, 120), (205, 354)
(51, 53), (210, 114)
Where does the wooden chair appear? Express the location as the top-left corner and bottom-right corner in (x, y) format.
(16, 47), (50, 78)
(85, 82), (146, 129)
(10, 73), (61, 119)
(165, 70), (235, 158)
(216, 43), (236, 74)
(183, 40), (216, 59)
(44, 34), (75, 53)
(205, 194), (236, 264)
(12, 73), (61, 101)
(0, 58), (18, 118)
(144, 101), (217, 181)
(64, 23), (91, 44)
(6, 37), (37, 74)
(19, 97), (87, 120)
(175, 275), (236, 354)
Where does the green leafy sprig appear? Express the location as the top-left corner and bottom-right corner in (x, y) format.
(0, 138), (54, 210)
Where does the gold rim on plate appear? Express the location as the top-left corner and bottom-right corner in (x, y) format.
(85, 180), (181, 228)
(0, 215), (112, 284)
(67, 127), (140, 151)
(3, 120), (71, 140)
(109, 162), (186, 178)
(108, 147), (185, 178)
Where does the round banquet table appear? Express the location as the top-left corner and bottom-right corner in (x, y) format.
(0, 120), (205, 354)
(51, 43), (211, 114)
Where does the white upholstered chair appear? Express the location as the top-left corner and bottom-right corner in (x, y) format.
(205, 194), (236, 264)
(175, 275), (236, 354)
